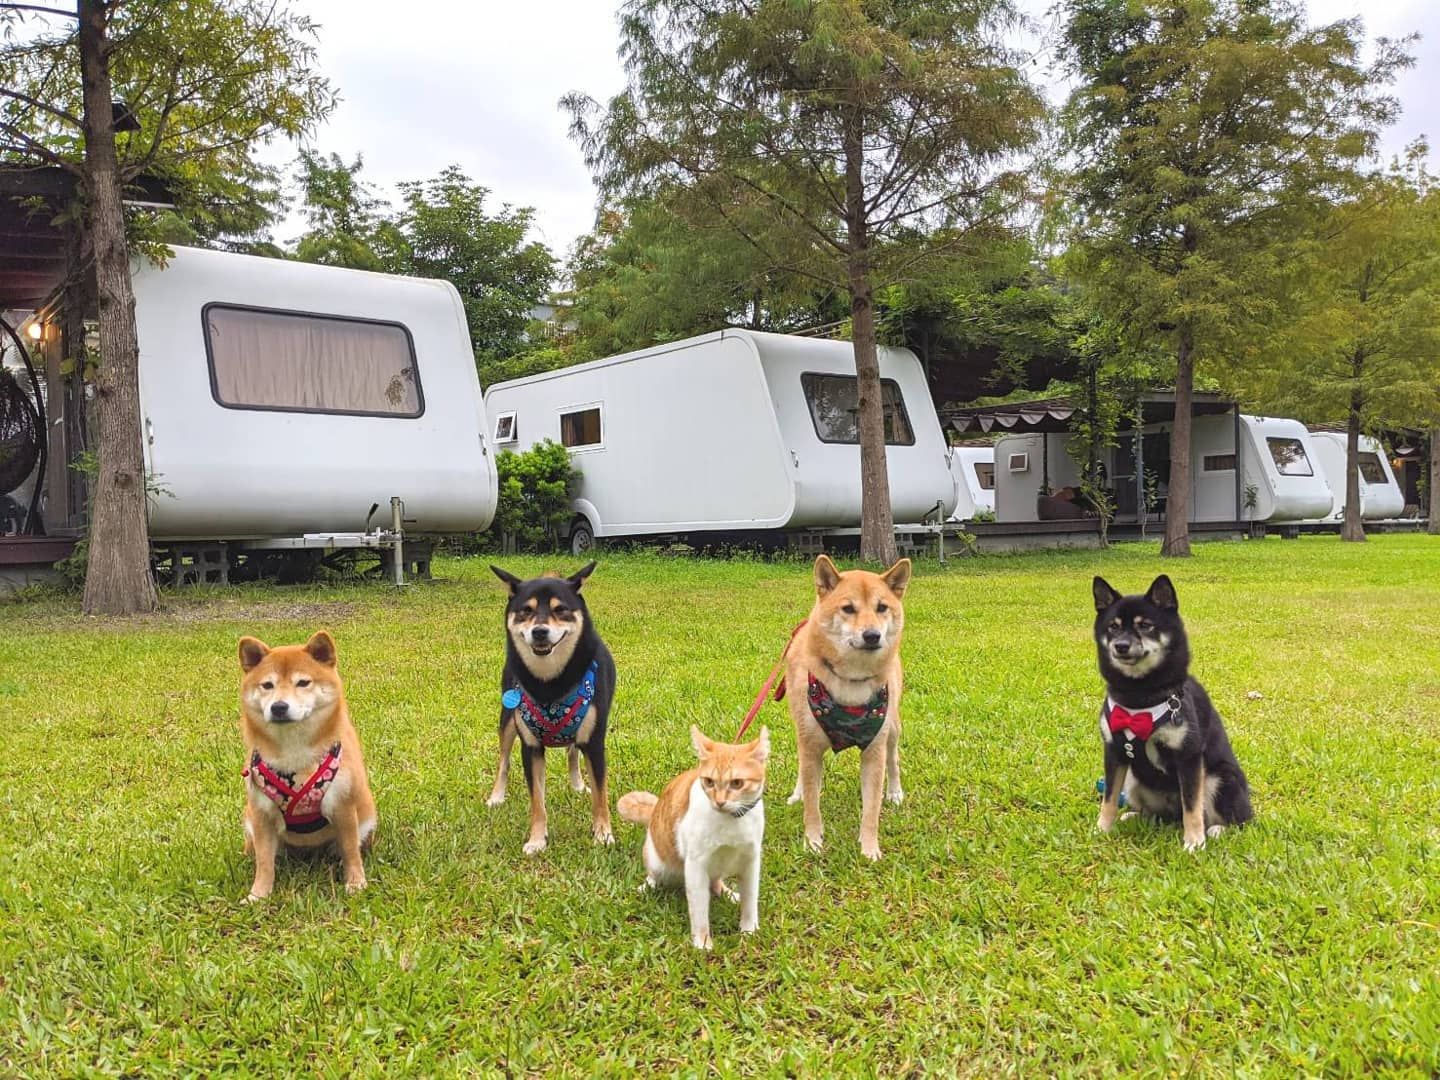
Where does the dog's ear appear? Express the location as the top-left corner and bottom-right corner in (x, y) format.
(691, 723), (715, 761)
(490, 565), (522, 594)
(567, 560), (597, 591)
(814, 554), (841, 597)
(750, 726), (771, 763)
(304, 630), (338, 667)
(1146, 574), (1179, 612)
(882, 558), (912, 599)
(239, 636), (270, 672)
(1093, 577), (1121, 613)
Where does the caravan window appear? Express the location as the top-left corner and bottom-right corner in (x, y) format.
(560, 406), (602, 448)
(494, 412), (517, 443)
(973, 462), (995, 490)
(800, 374), (915, 446)
(1358, 452), (1387, 484)
(1203, 454), (1236, 472)
(1266, 437), (1313, 477)
(204, 305), (422, 417)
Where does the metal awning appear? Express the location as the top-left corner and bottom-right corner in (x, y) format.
(942, 390), (1236, 436)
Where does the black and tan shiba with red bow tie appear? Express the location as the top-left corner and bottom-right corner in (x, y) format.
(1092, 575), (1252, 851)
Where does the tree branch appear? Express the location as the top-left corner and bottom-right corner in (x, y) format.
(0, 85), (82, 127)
(0, 2), (78, 17)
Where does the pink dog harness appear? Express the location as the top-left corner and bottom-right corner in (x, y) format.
(244, 743), (342, 834)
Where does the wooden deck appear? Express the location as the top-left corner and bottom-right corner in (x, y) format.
(0, 535), (76, 592)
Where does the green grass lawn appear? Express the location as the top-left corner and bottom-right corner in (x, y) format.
(2, 536), (1439, 1076)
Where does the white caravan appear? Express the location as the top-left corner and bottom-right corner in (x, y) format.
(993, 415), (1333, 524)
(1190, 414), (1333, 522)
(484, 329), (956, 552)
(129, 246), (496, 539)
(949, 446), (995, 521)
(1307, 430), (1405, 521)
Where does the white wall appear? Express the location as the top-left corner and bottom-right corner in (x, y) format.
(994, 433), (1080, 522)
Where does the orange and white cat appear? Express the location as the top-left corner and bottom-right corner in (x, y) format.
(617, 726), (769, 950)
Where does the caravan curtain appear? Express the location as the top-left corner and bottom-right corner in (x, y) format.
(205, 306), (422, 416)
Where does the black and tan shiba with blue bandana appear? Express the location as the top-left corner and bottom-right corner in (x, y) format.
(1092, 575), (1253, 852)
(487, 562), (617, 856)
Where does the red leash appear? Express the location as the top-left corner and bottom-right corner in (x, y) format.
(735, 620), (807, 740)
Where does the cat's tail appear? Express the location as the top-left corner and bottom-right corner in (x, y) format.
(617, 790), (658, 825)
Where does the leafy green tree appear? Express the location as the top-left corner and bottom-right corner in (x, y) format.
(292, 150), (403, 271)
(567, 0), (1042, 563)
(489, 439), (581, 552)
(0, 0), (333, 613)
(387, 166), (556, 369)
(1058, 0), (1410, 556)
(1240, 153), (1440, 541)
(566, 189), (847, 358)
(875, 235), (1081, 398)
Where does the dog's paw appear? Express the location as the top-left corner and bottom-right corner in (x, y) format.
(885, 786), (904, 805)
(804, 832), (824, 853)
(1119, 810), (1141, 822)
(860, 841), (883, 862)
(787, 788), (804, 806)
(241, 892), (266, 905)
(1206, 824), (1226, 840)
(638, 877), (657, 894)
(712, 880), (740, 903)
(571, 780), (591, 795)
(739, 919), (758, 934)
(522, 836), (548, 856)
(592, 825), (615, 846)
(691, 931), (713, 951)
(344, 877), (368, 895)
(1183, 831), (1207, 853)
(485, 791), (506, 808)
(1096, 810), (1117, 833)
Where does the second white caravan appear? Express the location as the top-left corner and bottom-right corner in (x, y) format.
(484, 329), (956, 552)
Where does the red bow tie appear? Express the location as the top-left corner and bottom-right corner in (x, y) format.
(1108, 704), (1156, 740)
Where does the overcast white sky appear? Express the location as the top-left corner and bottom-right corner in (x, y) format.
(269, 0), (1439, 258)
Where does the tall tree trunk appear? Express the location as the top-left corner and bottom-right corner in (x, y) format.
(1340, 364), (1365, 543)
(1428, 428), (1440, 535)
(78, 0), (157, 614)
(843, 108), (896, 566)
(1161, 329), (1193, 557)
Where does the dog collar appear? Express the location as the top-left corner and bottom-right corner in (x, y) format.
(244, 743), (342, 833)
(506, 659), (600, 747)
(1103, 694), (1182, 742)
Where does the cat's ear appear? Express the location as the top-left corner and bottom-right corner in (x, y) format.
(750, 726), (771, 763)
(690, 724), (715, 761)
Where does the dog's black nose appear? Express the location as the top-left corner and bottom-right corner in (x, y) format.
(531, 625), (550, 641)
(1113, 640), (1132, 656)
(270, 700), (291, 719)
(862, 629), (882, 646)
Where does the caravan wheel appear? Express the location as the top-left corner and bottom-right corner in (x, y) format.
(569, 520), (595, 557)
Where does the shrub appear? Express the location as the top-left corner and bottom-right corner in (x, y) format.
(486, 439), (581, 552)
